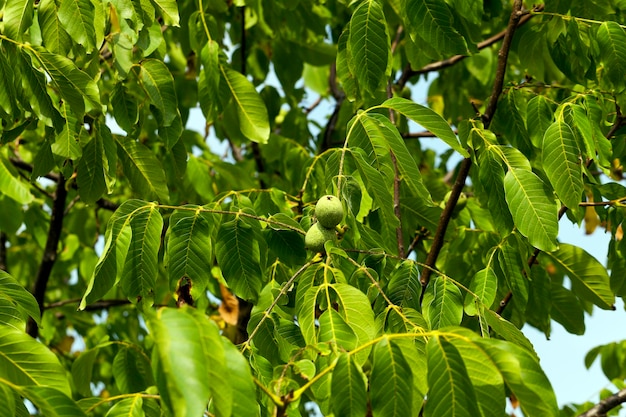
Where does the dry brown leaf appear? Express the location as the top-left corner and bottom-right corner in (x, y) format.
(218, 283), (239, 326)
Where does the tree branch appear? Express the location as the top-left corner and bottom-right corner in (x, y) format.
(577, 388), (626, 417)
(397, 4), (543, 89)
(45, 298), (131, 311)
(27, 175), (68, 338)
(322, 62), (345, 151)
(420, 0), (525, 293)
(0, 232), (7, 272)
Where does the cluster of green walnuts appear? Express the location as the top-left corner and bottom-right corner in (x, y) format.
(304, 195), (344, 253)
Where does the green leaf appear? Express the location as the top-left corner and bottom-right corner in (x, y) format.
(0, 156), (34, 204)
(332, 283), (377, 358)
(111, 83), (139, 134)
(355, 113), (433, 203)
(57, 0), (96, 52)
(148, 307), (231, 417)
(425, 336), (481, 417)
(503, 168), (558, 252)
(198, 40), (221, 124)
(215, 218), (264, 301)
(476, 338), (558, 417)
(3, 0), (34, 41)
(77, 134), (106, 204)
(18, 49), (63, 128)
(0, 50), (19, 118)
(498, 241), (528, 312)
(445, 331), (507, 417)
(52, 103), (82, 160)
(352, 149), (399, 252)
(318, 309), (358, 350)
(542, 121), (583, 209)
(167, 207), (214, 294)
(544, 243), (614, 309)
(381, 97), (468, 157)
(464, 266), (497, 316)
(0, 326), (71, 395)
(526, 95), (554, 147)
(422, 277), (463, 329)
(387, 260), (421, 311)
(219, 65), (270, 144)
(18, 386), (86, 417)
(150, 0), (180, 26)
(476, 148), (514, 235)
(31, 47), (100, 115)
(331, 353), (367, 417)
(483, 309), (536, 354)
(0, 270), (40, 327)
(402, 0), (469, 56)
(336, 27), (359, 101)
(113, 346), (154, 393)
(370, 338), (413, 417)
(105, 397), (144, 417)
(80, 200), (146, 309)
(116, 136), (170, 202)
(38, 0), (72, 55)
(221, 339), (259, 417)
(348, 0), (389, 96)
(120, 204), (163, 302)
(549, 285), (585, 335)
(596, 21), (626, 91)
(137, 59), (179, 127)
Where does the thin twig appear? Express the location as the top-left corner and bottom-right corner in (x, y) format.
(419, 0), (525, 295)
(45, 298), (131, 311)
(27, 174), (68, 338)
(390, 151), (405, 258)
(577, 388), (626, 417)
(0, 232), (7, 272)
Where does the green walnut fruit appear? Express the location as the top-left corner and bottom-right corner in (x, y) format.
(304, 222), (337, 253)
(442, 190), (468, 212)
(315, 195), (344, 228)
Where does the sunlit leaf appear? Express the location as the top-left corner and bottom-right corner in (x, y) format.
(542, 121), (583, 209)
(382, 97), (468, 156)
(0, 156), (34, 204)
(58, 0), (96, 51)
(105, 396), (144, 417)
(544, 243), (614, 309)
(3, 0), (34, 41)
(120, 204), (163, 302)
(422, 277), (463, 329)
(370, 338), (413, 417)
(0, 270), (40, 327)
(348, 0), (389, 96)
(137, 59), (179, 127)
(504, 168), (558, 252)
(219, 65), (270, 143)
(425, 336), (481, 417)
(148, 307), (231, 417)
(0, 326), (71, 395)
(215, 218), (264, 301)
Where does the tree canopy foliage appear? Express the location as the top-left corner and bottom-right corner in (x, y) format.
(1, 0), (626, 416)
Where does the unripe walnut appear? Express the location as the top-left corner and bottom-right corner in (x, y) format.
(315, 195), (344, 228)
(304, 222), (337, 253)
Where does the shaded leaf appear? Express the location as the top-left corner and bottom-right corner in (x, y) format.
(215, 218), (264, 301)
(137, 59), (179, 127)
(116, 136), (170, 202)
(0, 326), (71, 395)
(331, 353), (367, 417)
